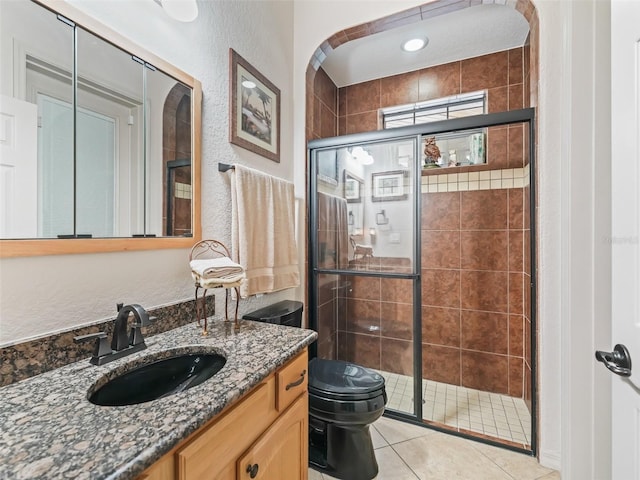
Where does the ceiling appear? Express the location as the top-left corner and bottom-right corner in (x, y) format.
(321, 4), (530, 88)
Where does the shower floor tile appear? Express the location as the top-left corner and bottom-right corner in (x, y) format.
(376, 370), (531, 447)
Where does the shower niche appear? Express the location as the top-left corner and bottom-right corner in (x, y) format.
(309, 109), (536, 454)
(422, 128), (486, 169)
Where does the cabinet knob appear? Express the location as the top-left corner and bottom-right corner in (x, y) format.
(246, 463), (259, 478)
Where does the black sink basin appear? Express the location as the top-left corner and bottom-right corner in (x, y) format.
(89, 353), (226, 406)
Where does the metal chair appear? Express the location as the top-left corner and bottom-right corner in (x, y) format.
(189, 239), (244, 334)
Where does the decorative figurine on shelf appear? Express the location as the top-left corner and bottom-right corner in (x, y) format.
(448, 149), (457, 167)
(423, 136), (441, 169)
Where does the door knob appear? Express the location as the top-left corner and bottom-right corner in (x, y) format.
(595, 344), (632, 377)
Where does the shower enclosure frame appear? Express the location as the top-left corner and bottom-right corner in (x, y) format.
(308, 107), (537, 456)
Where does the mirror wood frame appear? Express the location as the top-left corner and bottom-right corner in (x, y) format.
(0, 0), (202, 258)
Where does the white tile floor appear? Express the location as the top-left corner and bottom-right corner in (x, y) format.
(309, 416), (559, 480)
(378, 370), (532, 446)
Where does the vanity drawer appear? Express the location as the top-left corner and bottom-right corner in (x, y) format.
(276, 350), (308, 412)
(176, 375), (277, 480)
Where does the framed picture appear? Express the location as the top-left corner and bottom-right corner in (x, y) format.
(317, 149), (338, 185)
(344, 171), (363, 203)
(372, 170), (408, 202)
(229, 48), (280, 162)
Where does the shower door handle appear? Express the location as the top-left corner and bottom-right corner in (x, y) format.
(595, 344), (632, 377)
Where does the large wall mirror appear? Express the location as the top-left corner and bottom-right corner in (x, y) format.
(0, 0), (202, 256)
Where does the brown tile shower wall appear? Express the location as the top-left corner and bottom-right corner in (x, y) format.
(337, 48), (527, 136)
(316, 275), (340, 360)
(310, 41), (534, 403)
(331, 188), (531, 400)
(421, 188), (531, 398)
(310, 67), (338, 140)
(336, 276), (415, 376)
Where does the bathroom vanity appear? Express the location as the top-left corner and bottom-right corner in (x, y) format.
(139, 350), (309, 479)
(0, 320), (316, 480)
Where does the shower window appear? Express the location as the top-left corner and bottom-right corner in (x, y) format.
(382, 91), (486, 129)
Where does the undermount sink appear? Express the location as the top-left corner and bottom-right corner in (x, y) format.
(89, 353), (226, 406)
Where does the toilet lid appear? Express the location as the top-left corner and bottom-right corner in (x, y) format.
(308, 358), (385, 396)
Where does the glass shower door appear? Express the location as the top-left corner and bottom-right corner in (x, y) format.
(309, 108), (537, 453)
(310, 136), (421, 418)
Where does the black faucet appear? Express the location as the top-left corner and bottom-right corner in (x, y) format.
(112, 303), (151, 351)
(74, 303), (154, 365)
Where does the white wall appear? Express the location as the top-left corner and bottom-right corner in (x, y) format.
(0, 0), (297, 346)
(532, 1), (611, 477)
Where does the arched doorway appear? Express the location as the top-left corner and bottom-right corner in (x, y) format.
(305, 0), (540, 454)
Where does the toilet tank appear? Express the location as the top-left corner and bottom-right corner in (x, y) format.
(243, 300), (303, 328)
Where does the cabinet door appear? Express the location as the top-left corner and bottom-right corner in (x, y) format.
(177, 378), (277, 480)
(237, 393), (308, 480)
(136, 454), (174, 480)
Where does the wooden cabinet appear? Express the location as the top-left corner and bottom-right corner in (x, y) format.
(237, 394), (307, 480)
(138, 349), (308, 480)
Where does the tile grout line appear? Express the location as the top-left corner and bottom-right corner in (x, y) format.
(377, 369), (531, 445)
(387, 438), (427, 480)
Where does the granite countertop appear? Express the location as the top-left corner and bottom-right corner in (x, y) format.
(0, 320), (317, 480)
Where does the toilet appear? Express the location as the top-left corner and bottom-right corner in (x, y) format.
(243, 301), (387, 480)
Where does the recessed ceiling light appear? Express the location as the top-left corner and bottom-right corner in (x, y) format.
(401, 37), (428, 52)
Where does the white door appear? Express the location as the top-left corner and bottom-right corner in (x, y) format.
(0, 94), (37, 238)
(607, 1), (640, 478)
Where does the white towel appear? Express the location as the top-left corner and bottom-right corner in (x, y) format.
(190, 258), (244, 279)
(190, 258), (245, 288)
(230, 164), (300, 297)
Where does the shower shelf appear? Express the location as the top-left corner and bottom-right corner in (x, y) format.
(421, 163), (496, 176)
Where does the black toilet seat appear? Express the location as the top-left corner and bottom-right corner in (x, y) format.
(308, 358), (386, 402)
(308, 358), (387, 425)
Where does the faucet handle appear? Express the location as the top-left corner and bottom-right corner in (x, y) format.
(74, 332), (112, 362)
(132, 315), (155, 328)
(129, 314), (155, 346)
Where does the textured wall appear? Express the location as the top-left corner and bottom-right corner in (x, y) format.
(0, 0), (296, 346)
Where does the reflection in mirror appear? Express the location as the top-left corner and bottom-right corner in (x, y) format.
(343, 170), (362, 203)
(0, 0), (75, 238)
(0, 0), (200, 253)
(344, 171), (363, 237)
(315, 139), (416, 273)
(75, 27), (144, 238)
(148, 69), (192, 237)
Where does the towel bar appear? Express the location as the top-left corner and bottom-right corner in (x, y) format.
(218, 163), (235, 172)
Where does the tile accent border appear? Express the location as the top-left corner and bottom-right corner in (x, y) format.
(421, 165), (530, 193)
(0, 295), (215, 387)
